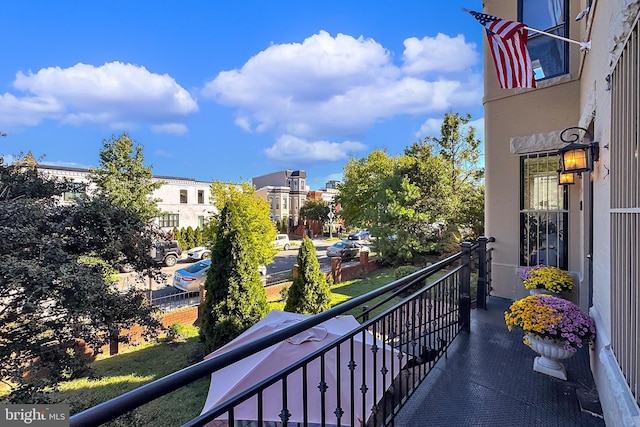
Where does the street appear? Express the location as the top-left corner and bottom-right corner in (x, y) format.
(115, 238), (355, 300)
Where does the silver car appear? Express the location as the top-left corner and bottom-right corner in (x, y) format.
(173, 259), (211, 292)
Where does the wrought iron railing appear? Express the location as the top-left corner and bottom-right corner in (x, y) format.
(70, 238), (494, 427)
(151, 290), (200, 311)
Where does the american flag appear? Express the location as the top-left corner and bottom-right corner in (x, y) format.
(467, 10), (536, 89)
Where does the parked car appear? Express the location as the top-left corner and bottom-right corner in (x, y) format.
(348, 229), (370, 241)
(174, 259), (268, 291)
(152, 240), (183, 267)
(119, 240), (183, 272)
(326, 241), (370, 260)
(173, 259), (211, 291)
(273, 234), (291, 250)
(187, 246), (211, 262)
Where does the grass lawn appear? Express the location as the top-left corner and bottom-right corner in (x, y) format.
(49, 326), (210, 426)
(330, 269), (402, 318)
(44, 266), (474, 426)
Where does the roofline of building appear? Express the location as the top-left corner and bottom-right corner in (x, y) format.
(36, 163), (212, 184)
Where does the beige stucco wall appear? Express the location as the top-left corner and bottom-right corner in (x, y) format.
(484, 1), (640, 424)
(485, 82), (581, 302)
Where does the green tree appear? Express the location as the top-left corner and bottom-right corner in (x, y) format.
(193, 227), (203, 247)
(0, 159), (161, 401)
(88, 133), (163, 223)
(337, 149), (396, 230)
(423, 112), (485, 242)
(299, 199), (330, 221)
(208, 181), (277, 266)
(338, 113), (484, 265)
(280, 216), (289, 233)
(199, 204), (268, 351)
(185, 226), (196, 249)
(284, 237), (331, 314)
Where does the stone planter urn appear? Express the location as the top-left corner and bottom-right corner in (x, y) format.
(529, 288), (555, 296)
(526, 334), (574, 380)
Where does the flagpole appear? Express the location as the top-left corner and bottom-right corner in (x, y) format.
(461, 8), (591, 51)
(524, 26), (591, 51)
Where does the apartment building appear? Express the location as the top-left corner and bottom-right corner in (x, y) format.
(38, 164), (216, 231)
(252, 170), (307, 228)
(482, 1), (640, 424)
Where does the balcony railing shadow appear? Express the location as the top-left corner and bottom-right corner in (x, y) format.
(69, 237), (600, 427)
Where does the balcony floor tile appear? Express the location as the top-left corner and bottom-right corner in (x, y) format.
(394, 297), (605, 427)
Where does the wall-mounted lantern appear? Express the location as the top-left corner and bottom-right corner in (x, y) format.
(558, 169), (575, 185)
(558, 126), (600, 174)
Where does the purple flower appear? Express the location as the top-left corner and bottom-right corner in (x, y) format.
(505, 295), (597, 353)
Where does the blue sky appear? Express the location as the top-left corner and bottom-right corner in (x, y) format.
(1, 1), (485, 190)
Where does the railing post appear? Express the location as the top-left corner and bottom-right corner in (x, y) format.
(476, 236), (488, 310)
(459, 242), (472, 333)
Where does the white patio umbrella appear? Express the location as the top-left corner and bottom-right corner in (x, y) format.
(200, 310), (400, 426)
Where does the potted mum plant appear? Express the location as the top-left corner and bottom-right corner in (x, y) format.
(519, 265), (574, 295)
(504, 295), (596, 380)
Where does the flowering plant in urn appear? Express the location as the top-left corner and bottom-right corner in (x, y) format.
(504, 295), (596, 353)
(520, 265), (574, 293)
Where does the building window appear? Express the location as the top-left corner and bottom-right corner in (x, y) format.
(158, 213), (180, 228)
(198, 190), (204, 204)
(198, 216), (205, 229)
(180, 190), (188, 204)
(283, 197), (287, 209)
(519, 153), (568, 269)
(294, 180), (298, 190)
(63, 182), (85, 202)
(519, 0), (569, 81)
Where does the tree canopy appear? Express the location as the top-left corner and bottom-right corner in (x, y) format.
(337, 112), (484, 265)
(88, 133), (163, 223)
(0, 159), (161, 401)
(207, 181), (278, 266)
(299, 198), (330, 222)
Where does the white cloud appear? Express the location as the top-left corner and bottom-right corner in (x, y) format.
(0, 93), (63, 127)
(151, 123), (188, 135)
(466, 117), (485, 142)
(415, 118), (443, 139)
(234, 115), (252, 132)
(402, 34), (478, 74)
(202, 30), (482, 139)
(154, 149), (173, 158)
(2, 62), (197, 130)
(39, 160), (94, 169)
(415, 115), (485, 142)
(265, 134), (366, 164)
